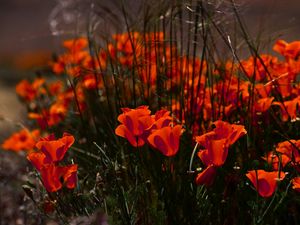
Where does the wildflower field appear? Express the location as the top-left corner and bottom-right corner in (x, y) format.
(1, 0), (300, 224)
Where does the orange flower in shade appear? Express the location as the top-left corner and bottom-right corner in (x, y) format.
(40, 164), (78, 192)
(149, 109), (172, 131)
(63, 38), (88, 52)
(28, 102), (69, 129)
(147, 125), (184, 157)
(195, 165), (217, 186)
(273, 97), (300, 122)
(1, 129), (40, 152)
(273, 40), (300, 59)
(35, 133), (75, 162)
(262, 152), (290, 170)
(246, 170), (285, 197)
(276, 140), (300, 164)
(254, 97), (274, 113)
(16, 78), (45, 101)
(292, 177), (300, 192)
(115, 106), (154, 147)
(27, 151), (46, 171)
(27, 133), (77, 192)
(195, 121), (247, 186)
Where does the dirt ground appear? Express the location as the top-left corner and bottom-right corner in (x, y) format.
(1, 0), (300, 224)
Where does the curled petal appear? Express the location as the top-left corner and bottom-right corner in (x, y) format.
(27, 152), (47, 171)
(195, 165), (217, 186)
(40, 164), (63, 192)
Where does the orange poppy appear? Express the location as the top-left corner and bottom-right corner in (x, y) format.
(276, 140), (300, 164)
(115, 106), (154, 147)
(197, 139), (229, 167)
(292, 177), (300, 192)
(246, 170), (285, 197)
(196, 120), (247, 150)
(63, 38), (88, 52)
(254, 97), (274, 113)
(36, 133), (75, 162)
(195, 165), (217, 187)
(149, 109), (172, 131)
(147, 125), (183, 157)
(61, 164), (78, 189)
(262, 152), (290, 170)
(40, 163), (78, 192)
(40, 164), (63, 192)
(195, 121), (246, 186)
(27, 133), (77, 192)
(1, 129), (40, 152)
(27, 151), (47, 171)
(16, 78), (45, 101)
(28, 102), (69, 129)
(274, 40), (300, 59)
(213, 120), (247, 145)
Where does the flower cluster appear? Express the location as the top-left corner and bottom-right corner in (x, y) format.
(115, 106), (184, 157)
(27, 133), (77, 192)
(195, 120), (247, 186)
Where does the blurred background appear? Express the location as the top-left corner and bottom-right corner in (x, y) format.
(0, 0), (300, 224)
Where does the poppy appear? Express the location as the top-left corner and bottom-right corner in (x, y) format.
(276, 140), (300, 163)
(274, 40), (300, 59)
(195, 121), (246, 186)
(1, 129), (40, 152)
(40, 164), (64, 192)
(292, 177), (300, 192)
(27, 133), (77, 192)
(16, 78), (45, 101)
(196, 121), (246, 156)
(115, 106), (154, 147)
(40, 164), (78, 193)
(148, 109), (172, 131)
(195, 165), (217, 187)
(63, 38), (88, 52)
(147, 125), (183, 157)
(246, 170), (285, 197)
(27, 152), (47, 171)
(262, 152), (290, 170)
(36, 133), (75, 163)
(61, 164), (78, 189)
(254, 97), (274, 113)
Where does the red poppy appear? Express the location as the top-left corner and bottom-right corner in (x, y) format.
(147, 125), (183, 157)
(246, 170), (285, 197)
